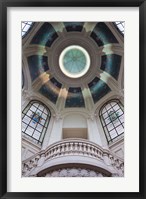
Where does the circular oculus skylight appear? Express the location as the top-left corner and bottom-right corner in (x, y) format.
(59, 45), (90, 78)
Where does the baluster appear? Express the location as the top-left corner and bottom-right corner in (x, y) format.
(74, 142), (78, 154)
(94, 148), (98, 158)
(87, 144), (91, 156)
(52, 147), (56, 156)
(70, 142), (73, 154)
(49, 149), (52, 158)
(65, 143), (69, 154)
(97, 149), (101, 158)
(47, 152), (49, 158)
(93, 147), (96, 157)
(51, 147), (54, 158)
(59, 145), (62, 155)
(86, 144), (90, 155)
(73, 142), (75, 154)
(49, 149), (53, 158)
(53, 146), (57, 157)
(46, 151), (49, 159)
(83, 143), (87, 155)
(57, 144), (61, 156)
(100, 151), (104, 160)
(53, 146), (57, 156)
(64, 143), (67, 154)
(61, 144), (65, 155)
(55, 145), (60, 157)
(67, 143), (71, 154)
(79, 143), (83, 153)
(90, 146), (95, 156)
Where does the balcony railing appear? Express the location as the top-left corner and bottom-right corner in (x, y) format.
(22, 138), (124, 177)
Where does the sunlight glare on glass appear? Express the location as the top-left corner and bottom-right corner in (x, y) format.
(22, 22), (33, 37)
(114, 22), (124, 34)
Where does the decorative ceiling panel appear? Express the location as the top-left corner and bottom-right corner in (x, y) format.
(64, 22), (84, 32)
(30, 22), (58, 47)
(90, 22), (118, 46)
(88, 77), (111, 103)
(50, 77), (62, 89)
(39, 83), (60, 104)
(27, 55), (49, 81)
(100, 54), (122, 80)
(65, 87), (85, 108)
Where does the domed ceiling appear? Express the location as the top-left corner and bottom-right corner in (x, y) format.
(22, 22), (124, 110)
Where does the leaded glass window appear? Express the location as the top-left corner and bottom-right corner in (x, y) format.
(22, 22), (34, 37)
(99, 100), (124, 144)
(22, 101), (51, 145)
(114, 22), (124, 35)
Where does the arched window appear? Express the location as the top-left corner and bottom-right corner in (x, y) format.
(113, 22), (124, 35)
(99, 100), (124, 144)
(22, 101), (51, 145)
(22, 22), (34, 38)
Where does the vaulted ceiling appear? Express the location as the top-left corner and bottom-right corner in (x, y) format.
(22, 22), (124, 110)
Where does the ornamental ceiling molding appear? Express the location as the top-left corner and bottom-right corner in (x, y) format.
(48, 31), (100, 87)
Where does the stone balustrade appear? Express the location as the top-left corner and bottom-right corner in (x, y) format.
(22, 139), (124, 177)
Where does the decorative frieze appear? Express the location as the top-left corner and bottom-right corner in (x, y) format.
(45, 168), (106, 177)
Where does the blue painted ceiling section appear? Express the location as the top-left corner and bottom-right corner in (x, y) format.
(90, 22), (118, 46)
(50, 77), (62, 88)
(64, 22), (84, 32)
(88, 77), (111, 103)
(27, 55), (49, 81)
(30, 22), (58, 47)
(39, 82), (61, 104)
(100, 54), (122, 80)
(65, 87), (85, 108)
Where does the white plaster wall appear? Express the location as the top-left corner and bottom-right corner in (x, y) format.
(22, 138), (41, 160)
(109, 137), (124, 159)
(63, 113), (87, 128)
(48, 117), (63, 145)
